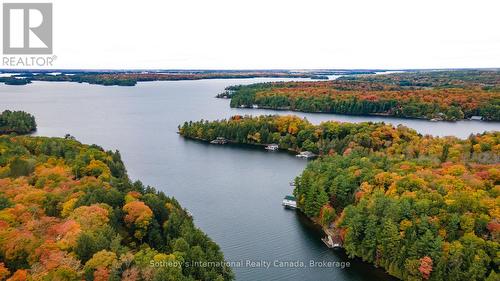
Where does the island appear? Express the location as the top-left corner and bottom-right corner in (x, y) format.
(0, 110), (37, 135)
(179, 115), (499, 281)
(0, 113), (233, 281)
(219, 70), (500, 121)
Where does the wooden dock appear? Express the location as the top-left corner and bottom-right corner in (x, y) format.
(322, 227), (343, 249)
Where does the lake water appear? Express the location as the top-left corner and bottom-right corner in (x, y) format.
(1, 79), (498, 281)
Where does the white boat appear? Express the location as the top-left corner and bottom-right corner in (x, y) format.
(210, 137), (228, 144)
(265, 144), (279, 151)
(282, 195), (297, 209)
(296, 151), (316, 159)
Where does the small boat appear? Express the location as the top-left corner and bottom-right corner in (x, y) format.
(296, 151), (316, 159)
(289, 181), (295, 186)
(282, 195), (297, 209)
(210, 137), (228, 144)
(265, 144), (279, 151)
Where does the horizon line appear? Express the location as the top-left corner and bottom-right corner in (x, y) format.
(1, 67), (499, 72)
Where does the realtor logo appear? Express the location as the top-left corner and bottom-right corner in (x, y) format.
(3, 3), (52, 54)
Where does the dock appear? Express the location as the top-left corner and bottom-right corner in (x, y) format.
(322, 227), (343, 249)
(210, 137), (228, 144)
(322, 236), (342, 249)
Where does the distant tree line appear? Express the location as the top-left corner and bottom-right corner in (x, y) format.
(0, 71), (328, 86)
(339, 70), (500, 90)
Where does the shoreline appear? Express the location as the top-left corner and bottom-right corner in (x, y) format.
(178, 133), (308, 156)
(227, 104), (498, 122)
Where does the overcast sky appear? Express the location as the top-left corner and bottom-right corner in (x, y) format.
(2, 0), (500, 69)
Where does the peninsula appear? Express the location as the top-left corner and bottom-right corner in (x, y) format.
(219, 70), (500, 121)
(179, 114), (499, 281)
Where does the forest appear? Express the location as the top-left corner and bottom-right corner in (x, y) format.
(179, 115), (499, 281)
(178, 115), (423, 155)
(0, 117), (233, 280)
(339, 70), (500, 89)
(220, 70), (500, 121)
(0, 111), (37, 135)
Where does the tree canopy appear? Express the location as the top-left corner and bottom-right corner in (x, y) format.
(0, 134), (233, 281)
(0, 111), (36, 135)
(180, 115), (499, 281)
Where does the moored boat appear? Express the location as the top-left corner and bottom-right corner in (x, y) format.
(296, 151), (316, 159)
(265, 143), (279, 151)
(282, 195), (297, 209)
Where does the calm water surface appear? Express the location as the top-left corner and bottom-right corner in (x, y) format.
(1, 79), (498, 281)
